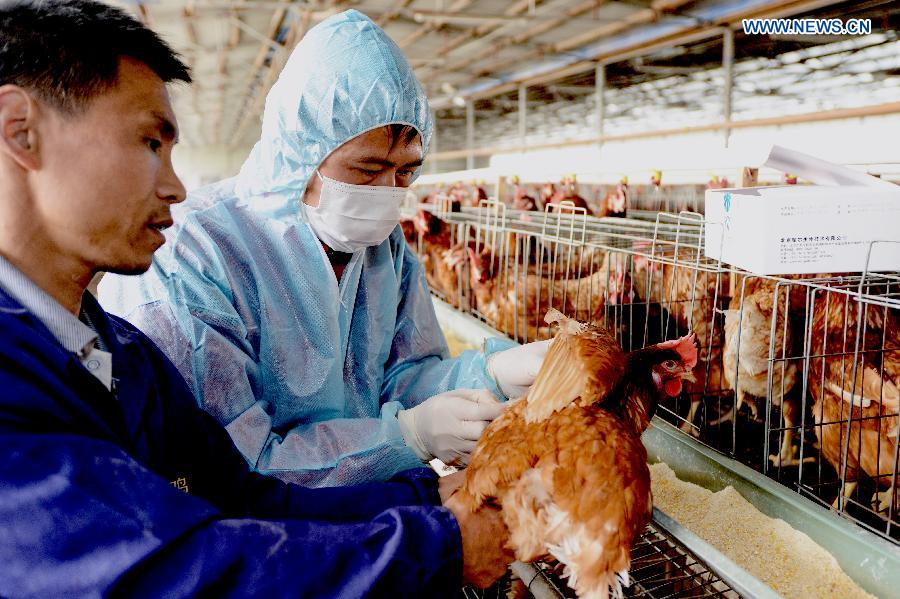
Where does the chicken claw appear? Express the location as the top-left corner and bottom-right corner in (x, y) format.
(679, 419), (701, 438)
(832, 481), (857, 510)
(767, 441), (815, 468)
(872, 486), (898, 516)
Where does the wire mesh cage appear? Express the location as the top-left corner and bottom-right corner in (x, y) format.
(404, 203), (750, 445)
(462, 519), (744, 599)
(405, 200), (629, 344)
(763, 273), (900, 541)
(628, 184), (706, 215)
(402, 202), (900, 545)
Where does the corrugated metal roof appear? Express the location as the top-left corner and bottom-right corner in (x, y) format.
(105, 0), (899, 148)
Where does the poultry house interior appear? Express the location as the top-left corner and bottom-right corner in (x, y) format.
(47, 0), (900, 596)
(404, 193), (900, 598)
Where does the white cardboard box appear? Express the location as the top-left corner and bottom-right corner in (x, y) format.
(704, 147), (900, 275)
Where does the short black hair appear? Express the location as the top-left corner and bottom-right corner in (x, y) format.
(388, 123), (421, 147)
(0, 0), (191, 113)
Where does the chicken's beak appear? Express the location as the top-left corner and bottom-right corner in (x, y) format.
(680, 368), (697, 384)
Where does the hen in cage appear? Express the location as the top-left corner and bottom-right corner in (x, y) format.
(465, 247), (627, 342)
(457, 309), (697, 599)
(409, 209), (474, 308)
(716, 277), (809, 467)
(806, 283), (900, 517)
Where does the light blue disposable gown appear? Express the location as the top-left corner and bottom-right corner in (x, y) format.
(100, 9), (511, 487)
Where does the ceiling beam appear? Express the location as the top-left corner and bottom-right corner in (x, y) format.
(231, 16), (285, 55)
(419, 0), (605, 84)
(465, 0), (693, 83)
(376, 0), (414, 27)
(631, 56), (705, 74)
(435, 0), (546, 59)
(192, 0), (315, 11)
(229, 9), (311, 146)
(228, 10), (242, 47)
(423, 0), (536, 66)
(545, 84), (598, 95)
(135, 2), (152, 26)
(182, 3), (199, 46)
(180, 2), (208, 145)
(407, 9), (567, 25)
(429, 0), (845, 109)
(223, 0), (293, 143)
(397, 0), (475, 50)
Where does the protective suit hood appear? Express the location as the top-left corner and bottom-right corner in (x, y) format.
(234, 9), (433, 220)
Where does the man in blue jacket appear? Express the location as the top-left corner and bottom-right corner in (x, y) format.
(0, 1), (511, 596)
(99, 8), (550, 487)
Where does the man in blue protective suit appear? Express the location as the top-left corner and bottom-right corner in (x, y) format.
(0, 0), (513, 595)
(100, 8), (550, 487)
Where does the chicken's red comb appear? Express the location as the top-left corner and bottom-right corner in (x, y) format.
(657, 333), (698, 369)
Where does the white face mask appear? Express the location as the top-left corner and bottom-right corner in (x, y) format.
(301, 171), (406, 254)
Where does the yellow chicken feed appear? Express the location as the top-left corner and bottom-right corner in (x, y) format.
(649, 462), (874, 599)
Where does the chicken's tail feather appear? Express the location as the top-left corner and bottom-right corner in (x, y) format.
(568, 570), (629, 599)
(546, 522), (631, 599)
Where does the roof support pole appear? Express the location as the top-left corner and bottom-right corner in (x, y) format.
(430, 110), (439, 173)
(595, 62), (606, 149)
(466, 99), (475, 171)
(722, 27), (734, 148)
(518, 84), (527, 148)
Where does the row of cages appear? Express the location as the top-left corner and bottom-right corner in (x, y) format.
(401, 199), (900, 545)
(412, 180), (710, 216)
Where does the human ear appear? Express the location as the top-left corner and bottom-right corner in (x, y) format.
(0, 85), (40, 171)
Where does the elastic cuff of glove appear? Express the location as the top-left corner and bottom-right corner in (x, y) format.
(482, 337), (519, 401)
(484, 353), (508, 401)
(397, 409), (432, 462)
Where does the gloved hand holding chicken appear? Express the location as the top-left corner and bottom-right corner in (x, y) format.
(398, 339), (550, 466)
(456, 309), (698, 599)
(398, 389), (503, 466)
(487, 339), (553, 399)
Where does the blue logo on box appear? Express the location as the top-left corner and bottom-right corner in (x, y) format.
(722, 192), (733, 231)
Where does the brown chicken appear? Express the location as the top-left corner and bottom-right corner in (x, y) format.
(717, 277), (805, 465)
(512, 179), (538, 212)
(399, 217), (417, 247)
(548, 195), (592, 215)
(540, 182), (558, 208)
(466, 248), (627, 341)
(808, 291), (900, 513)
(413, 209), (456, 299)
(458, 310), (698, 599)
(435, 244), (470, 309)
(545, 177), (593, 216)
(597, 181), (628, 218)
